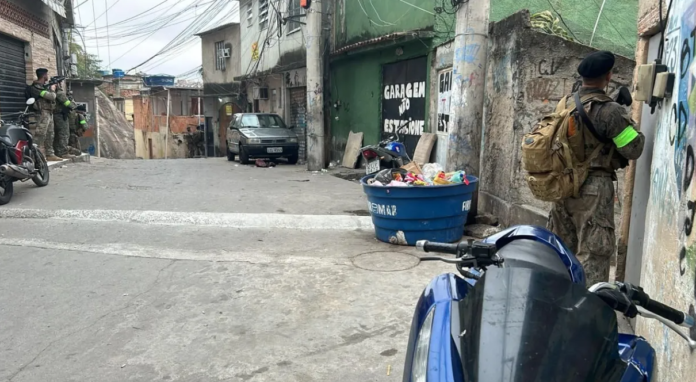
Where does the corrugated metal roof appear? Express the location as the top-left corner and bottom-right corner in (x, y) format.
(42, 0), (65, 18)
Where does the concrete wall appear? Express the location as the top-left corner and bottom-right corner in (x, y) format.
(633, 0), (696, 378)
(0, 0), (60, 83)
(240, 0), (306, 75)
(478, 11), (635, 227)
(200, 24), (241, 84)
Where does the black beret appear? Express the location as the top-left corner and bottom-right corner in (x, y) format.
(36, 68), (48, 77)
(577, 51), (615, 78)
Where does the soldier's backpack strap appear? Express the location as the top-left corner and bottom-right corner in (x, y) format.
(573, 92), (613, 144)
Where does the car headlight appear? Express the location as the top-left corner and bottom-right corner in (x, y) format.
(246, 138), (261, 144)
(412, 306), (435, 382)
(288, 137), (298, 143)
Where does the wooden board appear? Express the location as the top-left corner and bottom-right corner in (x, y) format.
(412, 133), (437, 165)
(341, 131), (364, 169)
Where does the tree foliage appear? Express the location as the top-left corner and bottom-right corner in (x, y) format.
(70, 40), (103, 79)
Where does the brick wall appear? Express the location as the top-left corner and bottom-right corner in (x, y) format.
(0, 0), (58, 83)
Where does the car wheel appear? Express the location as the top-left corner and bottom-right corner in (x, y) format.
(239, 145), (250, 164)
(227, 148), (235, 161)
(287, 153), (299, 165)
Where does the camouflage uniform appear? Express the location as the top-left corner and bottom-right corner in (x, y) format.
(53, 88), (76, 157)
(548, 87), (645, 287)
(68, 111), (87, 155)
(27, 81), (56, 155)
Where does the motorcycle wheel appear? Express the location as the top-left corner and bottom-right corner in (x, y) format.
(0, 175), (13, 205)
(31, 149), (50, 187)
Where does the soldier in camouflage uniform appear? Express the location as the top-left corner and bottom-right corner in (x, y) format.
(548, 51), (645, 287)
(53, 80), (77, 159)
(68, 104), (87, 155)
(27, 68), (62, 161)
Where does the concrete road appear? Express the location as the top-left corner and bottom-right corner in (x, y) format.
(0, 158), (449, 382)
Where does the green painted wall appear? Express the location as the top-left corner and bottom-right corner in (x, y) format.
(329, 41), (431, 158)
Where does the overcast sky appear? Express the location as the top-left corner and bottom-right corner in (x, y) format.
(74, 0), (240, 78)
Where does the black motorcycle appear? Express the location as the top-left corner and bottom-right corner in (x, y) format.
(0, 98), (50, 205)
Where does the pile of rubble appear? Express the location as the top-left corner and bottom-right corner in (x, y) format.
(96, 87), (135, 159)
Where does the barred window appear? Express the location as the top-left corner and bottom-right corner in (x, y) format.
(259, 0), (269, 30)
(215, 41), (226, 71)
(287, 0), (303, 34)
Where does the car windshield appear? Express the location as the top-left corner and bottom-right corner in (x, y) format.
(241, 114), (286, 128)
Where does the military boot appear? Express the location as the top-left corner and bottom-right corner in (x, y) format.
(45, 154), (63, 162)
(61, 154), (76, 159)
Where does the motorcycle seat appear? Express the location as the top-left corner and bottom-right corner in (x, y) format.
(497, 239), (571, 280)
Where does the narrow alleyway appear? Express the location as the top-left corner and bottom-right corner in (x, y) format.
(0, 159), (449, 382)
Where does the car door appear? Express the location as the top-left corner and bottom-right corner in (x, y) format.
(228, 114), (241, 153)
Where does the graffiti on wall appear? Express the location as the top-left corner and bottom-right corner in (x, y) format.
(382, 56), (427, 158)
(646, 0), (696, 345)
(437, 68), (452, 133)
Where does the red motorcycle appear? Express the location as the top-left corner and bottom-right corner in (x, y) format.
(0, 98), (50, 205)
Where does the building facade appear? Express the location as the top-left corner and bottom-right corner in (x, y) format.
(100, 73), (146, 124)
(237, 0), (310, 161)
(197, 22), (242, 156)
(132, 87), (203, 160)
(627, 0), (696, 378)
(0, 0), (74, 117)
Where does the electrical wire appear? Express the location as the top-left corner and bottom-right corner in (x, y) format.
(127, 0), (227, 72)
(91, 0), (101, 67)
(104, 0), (112, 69)
(84, 0), (122, 28)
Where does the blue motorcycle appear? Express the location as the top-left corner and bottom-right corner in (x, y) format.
(403, 225), (696, 382)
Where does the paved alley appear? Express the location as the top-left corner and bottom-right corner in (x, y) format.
(0, 159), (448, 382)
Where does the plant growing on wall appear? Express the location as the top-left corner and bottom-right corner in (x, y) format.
(530, 11), (574, 42)
(70, 41), (103, 79)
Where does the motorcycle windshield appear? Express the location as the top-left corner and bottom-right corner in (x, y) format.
(450, 267), (626, 382)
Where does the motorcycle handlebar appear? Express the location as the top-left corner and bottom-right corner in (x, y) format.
(618, 283), (695, 328)
(416, 240), (466, 255)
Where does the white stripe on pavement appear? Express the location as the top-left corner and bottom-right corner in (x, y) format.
(0, 208), (374, 230)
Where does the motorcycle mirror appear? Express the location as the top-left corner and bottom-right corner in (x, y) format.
(26, 98), (36, 106)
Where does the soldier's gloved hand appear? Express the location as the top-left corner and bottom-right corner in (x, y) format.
(610, 86), (633, 106)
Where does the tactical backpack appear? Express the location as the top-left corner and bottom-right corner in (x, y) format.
(521, 92), (613, 202)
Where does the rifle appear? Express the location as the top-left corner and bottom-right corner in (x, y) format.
(47, 76), (66, 88)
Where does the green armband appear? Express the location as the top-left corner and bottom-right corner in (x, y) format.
(80, 120), (87, 125)
(613, 125), (639, 148)
(64, 100), (71, 107)
(40, 90), (47, 97)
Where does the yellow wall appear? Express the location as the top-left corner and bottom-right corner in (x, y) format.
(134, 128), (188, 159)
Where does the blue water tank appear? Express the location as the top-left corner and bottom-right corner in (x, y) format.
(112, 69), (125, 78)
(99, 70), (111, 77)
(143, 75), (175, 87)
(361, 175), (479, 245)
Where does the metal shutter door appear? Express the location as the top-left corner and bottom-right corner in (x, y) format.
(0, 34), (27, 116)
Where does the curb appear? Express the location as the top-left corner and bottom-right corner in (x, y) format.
(47, 153), (91, 170)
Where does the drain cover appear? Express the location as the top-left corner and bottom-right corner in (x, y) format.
(351, 251), (420, 272)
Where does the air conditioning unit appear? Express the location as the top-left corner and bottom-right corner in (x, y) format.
(221, 48), (231, 58)
(254, 87), (269, 100)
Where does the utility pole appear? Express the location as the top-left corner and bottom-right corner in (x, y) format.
(305, 0), (325, 171)
(446, 0), (490, 216)
(165, 88), (170, 160)
(95, 94), (100, 158)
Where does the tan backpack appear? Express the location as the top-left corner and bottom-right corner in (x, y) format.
(521, 93), (613, 202)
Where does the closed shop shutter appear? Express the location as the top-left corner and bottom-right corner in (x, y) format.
(0, 34), (27, 117)
(288, 87), (307, 161)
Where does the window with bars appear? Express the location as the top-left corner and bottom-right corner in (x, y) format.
(246, 1), (253, 27)
(287, 0), (303, 34)
(215, 41), (226, 71)
(258, 0), (269, 30)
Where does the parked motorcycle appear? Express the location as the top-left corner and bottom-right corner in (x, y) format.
(0, 98), (50, 205)
(361, 121), (411, 175)
(403, 225), (696, 382)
